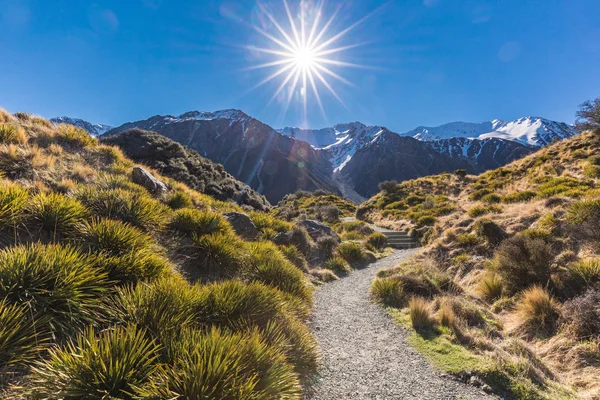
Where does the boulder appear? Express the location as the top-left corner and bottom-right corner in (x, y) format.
(132, 166), (168, 195)
(298, 219), (341, 243)
(224, 212), (260, 240)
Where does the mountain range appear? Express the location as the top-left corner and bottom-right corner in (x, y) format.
(54, 112), (577, 203)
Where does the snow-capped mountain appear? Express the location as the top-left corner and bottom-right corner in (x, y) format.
(403, 117), (576, 147)
(50, 117), (112, 136)
(279, 123), (385, 172)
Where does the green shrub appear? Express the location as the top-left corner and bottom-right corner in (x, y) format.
(468, 205), (502, 218)
(492, 235), (553, 294)
(324, 256), (351, 275)
(26, 325), (160, 399)
(537, 176), (591, 198)
(137, 327), (300, 400)
(0, 299), (47, 367)
(28, 192), (89, 237)
(416, 215), (436, 227)
(502, 191), (537, 203)
(337, 241), (365, 264)
(561, 259), (600, 294)
(371, 278), (406, 307)
(77, 188), (170, 231)
(566, 199), (600, 240)
(0, 181), (28, 230)
(246, 241), (311, 302)
(481, 193), (502, 204)
(169, 208), (232, 237)
(249, 212), (292, 234)
(475, 219), (507, 246)
(191, 233), (245, 279)
(279, 245), (308, 272)
(0, 243), (108, 338)
(166, 190), (194, 210)
(0, 123), (27, 144)
(367, 232), (388, 249)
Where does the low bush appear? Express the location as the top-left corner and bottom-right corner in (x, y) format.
(468, 205), (502, 218)
(169, 208), (232, 237)
(566, 199), (600, 240)
(515, 286), (560, 336)
(469, 188), (492, 201)
(560, 259), (600, 295)
(409, 297), (435, 331)
(26, 325), (160, 399)
(474, 219), (507, 246)
(481, 193), (502, 204)
(456, 233), (480, 247)
(477, 273), (503, 302)
(27, 192), (89, 238)
(416, 215), (436, 227)
(324, 256), (351, 276)
(371, 278), (406, 308)
(0, 243), (108, 338)
(367, 232), (388, 249)
(492, 234), (553, 294)
(561, 289), (600, 339)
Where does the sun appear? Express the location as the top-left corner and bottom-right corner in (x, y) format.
(245, 0), (378, 123)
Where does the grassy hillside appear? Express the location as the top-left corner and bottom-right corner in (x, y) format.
(273, 190), (357, 221)
(102, 128), (271, 211)
(366, 130), (600, 399)
(0, 110), (322, 399)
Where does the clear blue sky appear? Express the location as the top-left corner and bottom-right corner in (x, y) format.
(1, 0), (599, 132)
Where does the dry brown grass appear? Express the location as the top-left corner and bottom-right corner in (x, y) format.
(514, 286), (560, 337)
(409, 297), (435, 331)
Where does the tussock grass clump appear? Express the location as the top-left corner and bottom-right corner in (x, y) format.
(0, 299), (47, 367)
(492, 234), (553, 294)
(169, 208), (232, 237)
(560, 259), (600, 295)
(515, 286), (560, 336)
(323, 256), (351, 276)
(191, 233), (245, 279)
(481, 193), (502, 204)
(566, 199), (600, 241)
(79, 218), (153, 257)
(409, 297), (435, 331)
(137, 327), (300, 400)
(77, 188), (170, 231)
(502, 190), (537, 203)
(456, 233), (480, 247)
(477, 273), (503, 302)
(27, 192), (89, 237)
(26, 325), (160, 399)
(166, 190), (194, 210)
(246, 241), (311, 302)
(0, 123), (27, 145)
(95, 173), (146, 194)
(468, 205), (502, 218)
(55, 123), (98, 148)
(367, 232), (388, 249)
(249, 211), (292, 235)
(279, 244), (308, 272)
(0, 243), (108, 338)
(438, 301), (457, 329)
(337, 241), (366, 264)
(469, 188), (492, 201)
(0, 181), (29, 230)
(371, 278), (406, 307)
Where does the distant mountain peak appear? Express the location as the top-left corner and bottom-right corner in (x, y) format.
(50, 117), (112, 136)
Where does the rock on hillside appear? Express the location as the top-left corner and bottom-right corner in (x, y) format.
(104, 110), (339, 203)
(102, 128), (271, 211)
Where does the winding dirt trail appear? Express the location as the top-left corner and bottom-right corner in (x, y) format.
(306, 250), (497, 400)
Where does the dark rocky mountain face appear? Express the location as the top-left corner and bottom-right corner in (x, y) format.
(430, 137), (534, 172)
(339, 130), (474, 197)
(104, 111), (339, 203)
(101, 128), (271, 211)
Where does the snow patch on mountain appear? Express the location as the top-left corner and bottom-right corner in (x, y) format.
(51, 117), (112, 136)
(403, 117), (576, 147)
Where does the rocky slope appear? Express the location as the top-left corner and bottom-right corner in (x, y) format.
(104, 110), (340, 203)
(101, 128), (271, 211)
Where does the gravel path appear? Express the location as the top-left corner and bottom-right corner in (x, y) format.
(306, 250), (498, 400)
